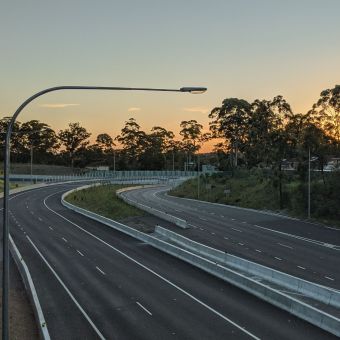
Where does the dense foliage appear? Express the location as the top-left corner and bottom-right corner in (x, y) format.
(0, 85), (339, 177)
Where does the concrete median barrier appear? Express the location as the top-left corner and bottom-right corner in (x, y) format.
(154, 226), (340, 310)
(116, 186), (189, 229)
(62, 185), (340, 337)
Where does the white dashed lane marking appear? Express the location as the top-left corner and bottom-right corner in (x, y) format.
(96, 266), (106, 275)
(231, 228), (242, 233)
(136, 302), (152, 316)
(325, 276), (335, 281)
(77, 250), (85, 257)
(278, 243), (293, 249)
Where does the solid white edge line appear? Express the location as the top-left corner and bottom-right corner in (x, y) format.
(136, 302), (152, 316)
(154, 190), (340, 250)
(26, 235), (106, 340)
(9, 235), (51, 340)
(43, 191), (261, 340)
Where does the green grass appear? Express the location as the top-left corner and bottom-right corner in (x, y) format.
(0, 180), (26, 193)
(171, 173), (279, 210)
(65, 184), (145, 221)
(170, 171), (340, 228)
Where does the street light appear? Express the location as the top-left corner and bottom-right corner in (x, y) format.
(1, 85), (206, 340)
(307, 148), (318, 219)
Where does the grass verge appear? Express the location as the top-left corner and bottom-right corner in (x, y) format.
(65, 184), (145, 221)
(170, 171), (340, 228)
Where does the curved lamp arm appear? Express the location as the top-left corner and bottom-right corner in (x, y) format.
(1, 84), (206, 340)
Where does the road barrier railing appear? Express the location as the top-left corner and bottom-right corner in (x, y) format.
(62, 184), (340, 337)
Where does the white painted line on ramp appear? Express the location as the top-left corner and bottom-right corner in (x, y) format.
(96, 266), (106, 276)
(77, 250), (85, 257)
(278, 243), (293, 250)
(26, 235), (106, 340)
(44, 191), (261, 340)
(136, 302), (152, 316)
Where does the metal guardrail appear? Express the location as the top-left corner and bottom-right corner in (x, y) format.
(3, 170), (198, 183)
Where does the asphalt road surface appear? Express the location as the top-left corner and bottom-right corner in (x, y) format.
(121, 186), (340, 290)
(3, 183), (337, 339)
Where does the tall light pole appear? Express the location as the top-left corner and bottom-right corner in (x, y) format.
(2, 85), (207, 340)
(197, 153), (200, 199)
(308, 147), (311, 219)
(30, 144), (33, 184)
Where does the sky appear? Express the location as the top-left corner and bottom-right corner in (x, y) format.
(1, 0), (339, 152)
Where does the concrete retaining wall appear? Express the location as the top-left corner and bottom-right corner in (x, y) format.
(62, 185), (340, 337)
(116, 187), (189, 229)
(154, 226), (340, 309)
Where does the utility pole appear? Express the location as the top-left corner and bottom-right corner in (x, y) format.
(30, 145), (33, 184)
(197, 153), (200, 199)
(308, 147), (311, 219)
(113, 149), (116, 176)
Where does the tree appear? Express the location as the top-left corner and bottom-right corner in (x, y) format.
(179, 120), (203, 169)
(96, 133), (114, 152)
(140, 126), (174, 170)
(0, 117), (23, 162)
(116, 118), (146, 169)
(57, 122), (91, 168)
(209, 98), (251, 167)
(20, 120), (58, 163)
(309, 85), (340, 145)
(245, 96), (293, 168)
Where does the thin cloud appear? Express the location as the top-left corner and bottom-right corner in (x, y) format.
(183, 107), (210, 114)
(128, 107), (141, 112)
(39, 103), (80, 108)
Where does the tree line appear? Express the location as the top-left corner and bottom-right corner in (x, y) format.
(0, 84), (339, 176)
(0, 117), (206, 171)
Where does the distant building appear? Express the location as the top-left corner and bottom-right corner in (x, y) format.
(86, 166), (109, 171)
(202, 164), (216, 173)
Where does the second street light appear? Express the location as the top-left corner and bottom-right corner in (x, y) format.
(1, 85), (206, 340)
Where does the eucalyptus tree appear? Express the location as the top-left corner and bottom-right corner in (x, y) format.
(116, 118), (146, 169)
(209, 98), (251, 167)
(309, 85), (340, 147)
(0, 117), (23, 162)
(180, 120), (203, 169)
(20, 120), (59, 163)
(58, 122), (91, 169)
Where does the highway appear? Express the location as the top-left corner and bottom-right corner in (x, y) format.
(120, 186), (340, 290)
(4, 183), (337, 339)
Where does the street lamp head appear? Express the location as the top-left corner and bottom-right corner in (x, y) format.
(180, 87), (207, 94)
